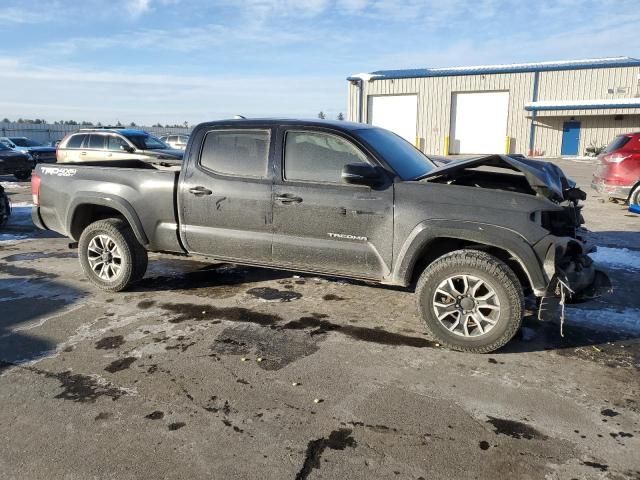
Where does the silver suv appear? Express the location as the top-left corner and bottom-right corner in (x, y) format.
(57, 128), (184, 163)
(159, 134), (189, 150)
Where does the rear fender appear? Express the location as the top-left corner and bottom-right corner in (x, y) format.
(67, 193), (149, 246)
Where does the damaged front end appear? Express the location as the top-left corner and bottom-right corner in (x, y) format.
(421, 154), (612, 304)
(541, 238), (612, 304)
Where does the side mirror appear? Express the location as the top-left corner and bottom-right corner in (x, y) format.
(341, 163), (383, 186)
(120, 145), (135, 153)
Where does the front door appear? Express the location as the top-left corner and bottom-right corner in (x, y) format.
(561, 121), (581, 156)
(179, 127), (274, 263)
(272, 128), (393, 279)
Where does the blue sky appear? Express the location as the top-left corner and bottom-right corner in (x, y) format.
(0, 0), (638, 125)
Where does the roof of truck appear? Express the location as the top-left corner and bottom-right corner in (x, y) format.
(196, 118), (374, 131)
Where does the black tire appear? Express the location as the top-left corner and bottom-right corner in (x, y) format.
(629, 186), (640, 205)
(416, 249), (524, 353)
(0, 188), (10, 228)
(14, 170), (31, 181)
(78, 218), (148, 292)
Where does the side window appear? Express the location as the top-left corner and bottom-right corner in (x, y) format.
(199, 129), (270, 178)
(168, 135), (177, 143)
(88, 134), (106, 150)
(284, 131), (368, 183)
(66, 134), (86, 149)
(107, 135), (129, 151)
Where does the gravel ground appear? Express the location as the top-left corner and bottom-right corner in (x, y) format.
(0, 158), (638, 480)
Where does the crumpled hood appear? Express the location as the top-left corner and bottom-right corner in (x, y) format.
(422, 154), (585, 203)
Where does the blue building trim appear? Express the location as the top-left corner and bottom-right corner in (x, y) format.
(347, 57), (640, 81)
(525, 101), (640, 111)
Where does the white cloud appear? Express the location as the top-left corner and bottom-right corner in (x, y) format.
(0, 7), (50, 24)
(125, 0), (152, 16)
(0, 59), (346, 124)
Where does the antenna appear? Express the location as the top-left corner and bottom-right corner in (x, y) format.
(233, 115), (246, 119)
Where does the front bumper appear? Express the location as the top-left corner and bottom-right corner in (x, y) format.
(591, 179), (631, 201)
(542, 238), (612, 303)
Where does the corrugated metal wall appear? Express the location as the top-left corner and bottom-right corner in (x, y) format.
(347, 65), (640, 157)
(0, 122), (192, 144)
(532, 115), (640, 157)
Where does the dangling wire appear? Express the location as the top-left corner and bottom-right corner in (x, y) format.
(557, 278), (574, 338)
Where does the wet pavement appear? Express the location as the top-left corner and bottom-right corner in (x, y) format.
(0, 161), (639, 480)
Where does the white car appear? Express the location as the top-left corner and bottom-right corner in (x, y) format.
(159, 134), (189, 150)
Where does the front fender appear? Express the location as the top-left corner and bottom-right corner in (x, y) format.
(390, 219), (547, 294)
(67, 192), (149, 246)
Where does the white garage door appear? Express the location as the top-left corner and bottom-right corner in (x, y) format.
(450, 91), (509, 154)
(368, 95), (418, 144)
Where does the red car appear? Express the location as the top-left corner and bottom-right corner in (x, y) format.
(592, 132), (640, 204)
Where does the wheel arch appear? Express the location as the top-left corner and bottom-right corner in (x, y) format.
(390, 220), (547, 295)
(67, 193), (149, 246)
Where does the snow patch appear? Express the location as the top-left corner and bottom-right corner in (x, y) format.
(590, 247), (640, 271)
(567, 307), (640, 334)
(0, 182), (27, 190)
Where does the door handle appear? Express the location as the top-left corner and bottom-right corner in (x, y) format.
(275, 194), (303, 205)
(189, 186), (213, 196)
(80, 151), (87, 156)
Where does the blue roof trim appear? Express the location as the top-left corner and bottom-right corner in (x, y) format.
(525, 101), (640, 111)
(348, 57), (640, 81)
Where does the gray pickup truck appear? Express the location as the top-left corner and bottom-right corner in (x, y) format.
(32, 119), (609, 353)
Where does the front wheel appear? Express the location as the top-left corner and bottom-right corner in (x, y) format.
(629, 186), (640, 206)
(416, 249), (524, 353)
(14, 170), (31, 181)
(78, 218), (148, 292)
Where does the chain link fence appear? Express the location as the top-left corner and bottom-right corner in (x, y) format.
(0, 122), (192, 145)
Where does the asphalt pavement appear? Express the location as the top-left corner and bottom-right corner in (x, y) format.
(0, 158), (638, 480)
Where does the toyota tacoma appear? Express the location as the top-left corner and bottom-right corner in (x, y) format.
(32, 119), (610, 352)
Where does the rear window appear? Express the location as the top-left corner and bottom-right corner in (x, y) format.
(604, 135), (631, 153)
(66, 134), (86, 148)
(199, 129), (270, 178)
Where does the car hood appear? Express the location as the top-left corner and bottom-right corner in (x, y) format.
(27, 146), (56, 153)
(421, 154), (584, 203)
(0, 149), (30, 159)
(141, 148), (184, 160)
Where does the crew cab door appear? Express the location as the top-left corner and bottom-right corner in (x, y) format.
(179, 127), (274, 262)
(272, 127), (393, 279)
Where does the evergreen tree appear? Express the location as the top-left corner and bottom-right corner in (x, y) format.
(337, 112), (344, 121)
(318, 111), (326, 119)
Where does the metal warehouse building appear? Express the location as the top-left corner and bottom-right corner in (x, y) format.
(346, 56), (640, 157)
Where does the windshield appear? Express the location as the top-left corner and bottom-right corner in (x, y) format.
(122, 133), (169, 150)
(353, 127), (436, 180)
(10, 138), (41, 147)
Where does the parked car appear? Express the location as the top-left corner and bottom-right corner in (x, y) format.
(159, 134), (189, 150)
(56, 129), (184, 163)
(0, 141), (35, 180)
(591, 132), (640, 204)
(5, 137), (57, 164)
(32, 119), (609, 353)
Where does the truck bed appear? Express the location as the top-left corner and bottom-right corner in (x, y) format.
(35, 161), (184, 253)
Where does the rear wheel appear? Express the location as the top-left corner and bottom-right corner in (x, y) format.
(416, 249), (524, 353)
(78, 218), (148, 292)
(629, 186), (640, 205)
(14, 170), (31, 181)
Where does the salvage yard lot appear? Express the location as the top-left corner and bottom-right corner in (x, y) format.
(0, 158), (639, 480)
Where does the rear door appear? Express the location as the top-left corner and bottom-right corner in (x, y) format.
(271, 127), (393, 279)
(84, 134), (107, 161)
(179, 127), (274, 263)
